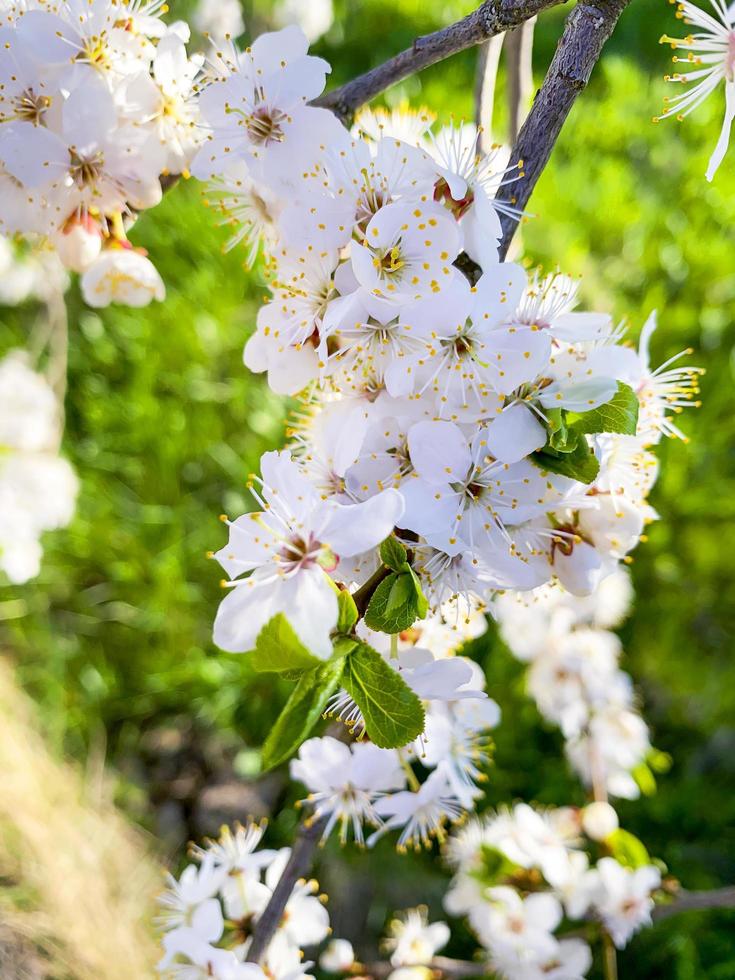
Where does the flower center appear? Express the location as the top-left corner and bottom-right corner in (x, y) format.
(246, 105), (288, 146)
(78, 35), (111, 70)
(277, 533), (337, 573)
(69, 149), (104, 189)
(434, 176), (475, 219)
(13, 89), (51, 125)
(373, 244), (406, 279)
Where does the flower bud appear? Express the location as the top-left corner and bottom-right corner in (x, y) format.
(582, 801), (619, 841)
(53, 216), (102, 273)
(81, 248), (165, 308)
(320, 939), (355, 973)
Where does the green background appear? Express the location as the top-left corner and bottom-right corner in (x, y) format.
(1, 0), (734, 976)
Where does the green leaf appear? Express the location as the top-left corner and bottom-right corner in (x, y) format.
(261, 653), (347, 770)
(336, 589), (358, 634)
(380, 536), (408, 572)
(364, 569), (425, 633)
(406, 564), (429, 620)
(648, 748), (672, 775)
(472, 844), (521, 887)
(249, 613), (323, 673)
(341, 640), (425, 748)
(532, 437), (600, 484)
(568, 382), (640, 436)
(607, 828), (651, 869)
(632, 761), (657, 797)
(546, 408), (579, 454)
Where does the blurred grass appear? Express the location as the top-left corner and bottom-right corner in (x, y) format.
(1, 0), (735, 976)
(0, 658), (160, 977)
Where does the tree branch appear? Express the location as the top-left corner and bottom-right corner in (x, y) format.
(315, 0), (567, 125)
(652, 886), (735, 922)
(496, 0), (630, 258)
(244, 809), (331, 963)
(357, 956), (495, 978)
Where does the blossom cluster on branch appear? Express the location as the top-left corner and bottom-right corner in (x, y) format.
(158, 822), (329, 979)
(0, 0), (203, 305)
(196, 24), (699, 848)
(0, 2), (725, 978)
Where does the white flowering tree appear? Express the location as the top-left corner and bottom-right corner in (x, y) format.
(1, 0), (734, 978)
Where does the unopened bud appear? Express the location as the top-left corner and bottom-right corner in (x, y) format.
(582, 801), (619, 841)
(54, 216), (102, 273)
(319, 939), (355, 973)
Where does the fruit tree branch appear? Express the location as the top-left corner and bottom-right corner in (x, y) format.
(652, 886), (735, 922)
(315, 0), (568, 125)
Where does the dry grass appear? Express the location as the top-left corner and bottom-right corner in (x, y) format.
(0, 657), (161, 979)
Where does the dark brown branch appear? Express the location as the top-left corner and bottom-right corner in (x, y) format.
(315, 0), (567, 125)
(652, 886), (735, 922)
(496, 0), (630, 258)
(352, 563), (393, 617)
(245, 810), (331, 963)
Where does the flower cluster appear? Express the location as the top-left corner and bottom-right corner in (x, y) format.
(0, 0), (203, 305)
(444, 802), (662, 978)
(658, 0), (735, 180)
(0, 351), (77, 583)
(204, 27), (698, 828)
(495, 570), (653, 799)
(0, 234), (68, 305)
(158, 821), (329, 979)
(290, 614), (499, 849)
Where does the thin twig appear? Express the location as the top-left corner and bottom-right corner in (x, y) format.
(505, 17), (536, 143)
(357, 956), (495, 978)
(475, 35), (505, 148)
(602, 930), (618, 980)
(315, 0), (567, 125)
(652, 886), (735, 922)
(496, 0), (630, 258)
(45, 287), (69, 449)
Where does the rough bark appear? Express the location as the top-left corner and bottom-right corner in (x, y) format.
(315, 0), (567, 124)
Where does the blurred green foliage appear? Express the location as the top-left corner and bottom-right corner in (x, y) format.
(1, 0), (734, 976)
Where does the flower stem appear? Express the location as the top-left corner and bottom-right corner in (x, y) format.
(602, 931), (618, 980)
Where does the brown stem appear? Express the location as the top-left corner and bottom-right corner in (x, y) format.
(244, 810), (331, 963)
(352, 563), (393, 617)
(652, 886), (735, 922)
(315, 0), (567, 125)
(357, 956), (496, 978)
(496, 0), (631, 258)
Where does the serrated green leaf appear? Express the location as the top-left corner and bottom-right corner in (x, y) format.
(341, 640), (425, 748)
(380, 536), (408, 572)
(261, 654), (347, 770)
(607, 828), (651, 869)
(249, 613), (323, 673)
(569, 382), (640, 436)
(336, 589), (358, 634)
(532, 437), (600, 484)
(364, 570), (420, 633)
